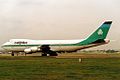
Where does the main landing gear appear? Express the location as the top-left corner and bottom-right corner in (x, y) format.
(40, 45), (58, 56)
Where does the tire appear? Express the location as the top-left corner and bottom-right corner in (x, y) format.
(41, 54), (47, 56)
(49, 51), (58, 56)
(11, 53), (14, 56)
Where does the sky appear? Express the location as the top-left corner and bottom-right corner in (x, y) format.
(0, 0), (120, 50)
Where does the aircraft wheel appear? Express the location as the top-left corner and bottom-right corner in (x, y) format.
(11, 53), (14, 56)
(49, 51), (58, 56)
(41, 54), (47, 56)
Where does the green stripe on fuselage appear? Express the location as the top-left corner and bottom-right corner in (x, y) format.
(2, 42), (87, 48)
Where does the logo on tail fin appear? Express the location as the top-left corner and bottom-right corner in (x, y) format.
(97, 29), (103, 35)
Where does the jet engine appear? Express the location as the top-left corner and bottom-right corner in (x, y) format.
(24, 47), (40, 54)
(30, 47), (39, 52)
(24, 48), (32, 54)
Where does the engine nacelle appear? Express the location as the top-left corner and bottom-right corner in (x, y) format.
(24, 47), (40, 54)
(30, 47), (38, 52)
(24, 49), (32, 53)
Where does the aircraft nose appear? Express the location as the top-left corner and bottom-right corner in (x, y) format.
(1, 42), (11, 48)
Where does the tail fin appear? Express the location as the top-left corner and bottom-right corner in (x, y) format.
(80, 21), (112, 45)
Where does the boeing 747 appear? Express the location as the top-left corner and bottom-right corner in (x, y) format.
(1, 21), (112, 56)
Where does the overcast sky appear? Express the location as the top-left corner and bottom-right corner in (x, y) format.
(0, 0), (120, 50)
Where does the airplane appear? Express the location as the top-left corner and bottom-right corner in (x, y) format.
(1, 21), (112, 56)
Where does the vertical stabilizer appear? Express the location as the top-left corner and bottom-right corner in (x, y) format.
(79, 21), (112, 45)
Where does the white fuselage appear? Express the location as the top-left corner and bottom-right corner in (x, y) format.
(2, 39), (83, 52)
(2, 39), (108, 52)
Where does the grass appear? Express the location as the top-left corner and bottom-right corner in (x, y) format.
(0, 56), (119, 80)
